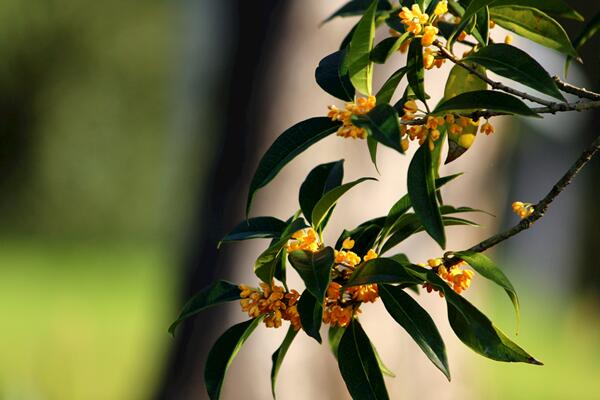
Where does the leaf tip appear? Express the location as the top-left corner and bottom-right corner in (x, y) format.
(528, 357), (544, 366)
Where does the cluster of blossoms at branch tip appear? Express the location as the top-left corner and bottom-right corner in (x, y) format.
(422, 258), (475, 296)
(512, 201), (534, 219)
(323, 238), (379, 327)
(239, 282), (301, 330)
(286, 227), (321, 252)
(327, 96), (376, 139)
(398, 2), (448, 70)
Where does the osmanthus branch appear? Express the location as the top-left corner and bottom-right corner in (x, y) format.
(445, 134), (600, 263)
(433, 40), (556, 108)
(401, 100), (600, 126)
(552, 76), (600, 101)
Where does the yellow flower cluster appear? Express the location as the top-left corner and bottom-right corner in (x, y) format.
(423, 258), (475, 296)
(323, 239), (379, 327)
(286, 228), (321, 252)
(512, 201), (534, 219)
(399, 4), (429, 35)
(327, 96), (377, 139)
(423, 47), (445, 70)
(399, 2), (448, 69)
(240, 282), (301, 330)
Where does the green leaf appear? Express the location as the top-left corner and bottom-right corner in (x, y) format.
(299, 161), (344, 225)
(367, 135), (379, 170)
(311, 177), (376, 229)
(205, 317), (262, 400)
(288, 247), (335, 304)
(255, 219), (308, 283)
(407, 40), (426, 103)
(352, 104), (404, 153)
(475, 6), (490, 45)
(328, 325), (347, 359)
(246, 117), (340, 216)
(490, 6), (577, 57)
(323, 0), (392, 24)
(380, 284), (450, 379)
(490, 0), (583, 21)
(566, 11), (600, 74)
(169, 280), (241, 335)
(297, 290), (323, 343)
(454, 251), (520, 328)
(371, 340), (395, 377)
(370, 35), (407, 64)
(335, 223), (382, 258)
(271, 325), (299, 399)
(408, 144), (446, 249)
(316, 50), (355, 101)
(219, 217), (288, 248)
(434, 90), (539, 117)
(465, 44), (565, 101)
(344, 0), (378, 95)
(376, 66), (409, 105)
(406, 266), (542, 365)
(338, 319), (390, 400)
(345, 258), (421, 287)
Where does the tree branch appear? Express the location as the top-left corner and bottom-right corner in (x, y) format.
(552, 76), (600, 101)
(456, 135), (600, 255)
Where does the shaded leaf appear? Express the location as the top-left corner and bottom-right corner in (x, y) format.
(271, 325), (299, 398)
(370, 35), (406, 64)
(352, 104), (403, 153)
(247, 118), (340, 215)
(205, 318), (262, 400)
(288, 247), (335, 304)
(380, 284), (450, 379)
(490, 6), (577, 56)
(316, 50), (355, 101)
(335, 223), (382, 257)
(408, 144), (446, 249)
(407, 40), (426, 102)
(371, 340), (395, 377)
(367, 135), (379, 170)
(311, 177), (376, 229)
(299, 160), (344, 225)
(490, 0), (583, 21)
(344, 0), (378, 95)
(345, 258), (421, 287)
(338, 319), (390, 400)
(297, 290), (323, 343)
(219, 217), (288, 248)
(434, 90), (539, 117)
(376, 66), (409, 104)
(566, 11), (600, 74)
(169, 280), (241, 335)
(323, 0), (392, 24)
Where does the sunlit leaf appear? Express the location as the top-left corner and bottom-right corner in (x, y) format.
(344, 0), (378, 95)
(328, 325), (346, 358)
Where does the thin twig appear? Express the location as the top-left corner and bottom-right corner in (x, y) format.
(459, 135), (600, 255)
(400, 100), (600, 125)
(553, 76), (600, 101)
(434, 40), (558, 108)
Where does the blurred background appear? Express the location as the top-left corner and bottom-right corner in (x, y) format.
(0, 1), (598, 399)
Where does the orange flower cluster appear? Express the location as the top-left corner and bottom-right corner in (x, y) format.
(286, 227), (321, 252)
(323, 239), (379, 327)
(512, 201), (534, 219)
(423, 258), (475, 296)
(327, 96), (377, 139)
(239, 282), (301, 330)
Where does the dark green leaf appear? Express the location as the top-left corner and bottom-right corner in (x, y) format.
(297, 290), (323, 343)
(205, 318), (262, 400)
(338, 319), (390, 400)
(299, 161), (344, 224)
(345, 258), (421, 287)
(271, 325), (299, 399)
(323, 0), (392, 24)
(288, 247), (335, 304)
(367, 135), (379, 170)
(247, 118), (340, 215)
(490, 0), (583, 21)
(371, 340), (395, 377)
(169, 280), (241, 335)
(376, 66), (408, 104)
(407, 40), (426, 102)
(434, 90), (539, 117)
(311, 177), (377, 229)
(490, 6), (577, 56)
(566, 11), (600, 74)
(370, 35), (406, 64)
(408, 144), (446, 249)
(352, 104), (403, 153)
(465, 44), (565, 100)
(380, 284), (450, 379)
(316, 50), (355, 101)
(475, 6), (490, 45)
(274, 249), (288, 286)
(406, 266), (542, 365)
(345, 0), (378, 95)
(255, 219), (308, 283)
(335, 224), (382, 257)
(328, 325), (347, 359)
(454, 250), (520, 327)
(219, 217), (288, 248)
